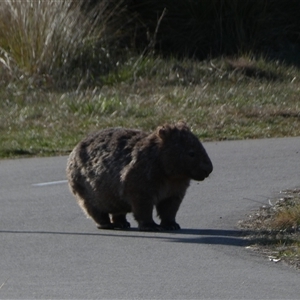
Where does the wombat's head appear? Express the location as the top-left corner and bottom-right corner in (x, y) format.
(157, 121), (213, 181)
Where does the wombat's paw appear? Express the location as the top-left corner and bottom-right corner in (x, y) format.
(138, 221), (162, 232)
(160, 221), (181, 231)
(97, 223), (115, 230)
(111, 215), (131, 229)
(112, 221), (131, 229)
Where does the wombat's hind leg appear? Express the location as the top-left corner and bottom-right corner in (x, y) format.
(111, 214), (131, 229)
(92, 212), (114, 229)
(96, 213), (114, 230)
(80, 200), (114, 229)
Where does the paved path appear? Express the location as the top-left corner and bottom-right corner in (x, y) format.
(0, 137), (299, 299)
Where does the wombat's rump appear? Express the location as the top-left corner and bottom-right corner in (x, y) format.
(66, 122), (213, 231)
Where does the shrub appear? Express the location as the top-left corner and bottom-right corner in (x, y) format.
(107, 0), (300, 59)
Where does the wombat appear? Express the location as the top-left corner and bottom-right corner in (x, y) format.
(66, 121), (213, 231)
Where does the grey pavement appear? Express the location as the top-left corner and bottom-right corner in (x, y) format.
(0, 137), (299, 299)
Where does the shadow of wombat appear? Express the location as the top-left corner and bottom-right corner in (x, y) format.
(66, 121), (213, 231)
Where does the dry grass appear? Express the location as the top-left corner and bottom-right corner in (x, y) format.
(272, 204), (300, 231)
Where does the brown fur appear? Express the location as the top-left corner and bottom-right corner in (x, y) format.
(66, 121), (213, 231)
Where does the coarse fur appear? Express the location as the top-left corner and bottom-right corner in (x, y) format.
(66, 121), (213, 231)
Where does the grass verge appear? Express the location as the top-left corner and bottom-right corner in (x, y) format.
(239, 189), (300, 269)
(1, 55), (300, 158)
(2, 54), (300, 158)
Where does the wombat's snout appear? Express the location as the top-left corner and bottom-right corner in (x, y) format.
(203, 159), (213, 176)
(196, 158), (213, 181)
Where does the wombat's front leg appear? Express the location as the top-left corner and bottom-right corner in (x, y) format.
(156, 197), (183, 230)
(131, 197), (161, 231)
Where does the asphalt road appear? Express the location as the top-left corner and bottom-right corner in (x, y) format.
(1, 137), (299, 299)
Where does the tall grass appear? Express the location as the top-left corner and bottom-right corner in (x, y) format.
(0, 0), (123, 90)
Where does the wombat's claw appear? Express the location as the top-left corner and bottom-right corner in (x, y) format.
(160, 222), (181, 231)
(112, 222), (131, 229)
(97, 223), (115, 230)
(138, 222), (161, 232)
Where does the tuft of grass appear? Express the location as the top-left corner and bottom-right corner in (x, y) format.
(271, 190), (300, 231)
(239, 189), (300, 269)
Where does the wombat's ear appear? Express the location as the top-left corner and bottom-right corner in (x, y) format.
(176, 120), (190, 131)
(157, 125), (171, 140)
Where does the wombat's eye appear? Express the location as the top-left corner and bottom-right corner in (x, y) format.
(188, 150), (195, 158)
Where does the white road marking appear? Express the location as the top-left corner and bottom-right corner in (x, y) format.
(32, 180), (68, 187)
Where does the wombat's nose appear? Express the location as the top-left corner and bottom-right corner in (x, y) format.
(204, 170), (209, 177)
(202, 170), (210, 178)
(203, 161), (213, 176)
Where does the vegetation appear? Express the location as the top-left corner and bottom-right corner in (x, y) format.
(111, 0), (300, 61)
(1, 54), (299, 158)
(0, 0), (124, 90)
(239, 189), (300, 269)
(2, 0), (300, 89)
(0, 0), (299, 159)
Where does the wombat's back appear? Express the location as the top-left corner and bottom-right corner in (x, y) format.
(66, 128), (148, 209)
